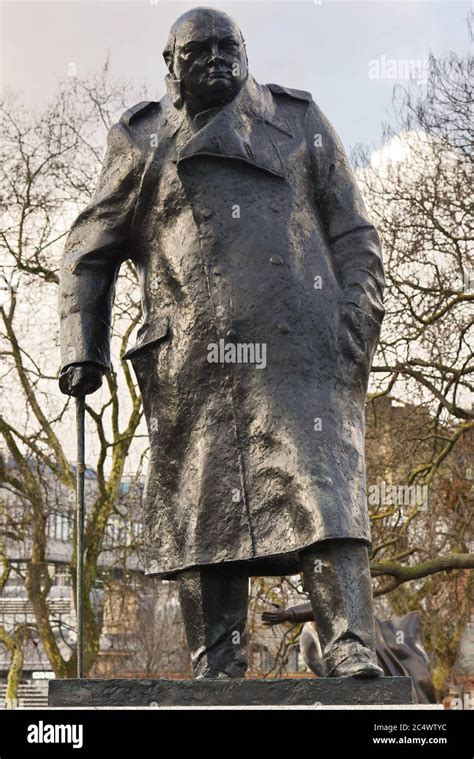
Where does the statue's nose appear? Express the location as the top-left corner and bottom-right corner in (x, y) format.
(207, 44), (225, 65)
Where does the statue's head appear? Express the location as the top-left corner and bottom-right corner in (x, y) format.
(163, 7), (248, 112)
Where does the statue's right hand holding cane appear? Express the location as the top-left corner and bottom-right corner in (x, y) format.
(59, 362), (104, 397)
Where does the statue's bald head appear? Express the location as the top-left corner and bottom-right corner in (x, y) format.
(163, 7), (248, 115)
(163, 7), (245, 71)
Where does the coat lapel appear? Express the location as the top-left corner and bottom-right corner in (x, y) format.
(175, 75), (290, 179)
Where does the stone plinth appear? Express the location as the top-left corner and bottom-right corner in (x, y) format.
(49, 676), (415, 707)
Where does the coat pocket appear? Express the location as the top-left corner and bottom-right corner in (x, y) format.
(122, 316), (170, 360)
(337, 302), (382, 377)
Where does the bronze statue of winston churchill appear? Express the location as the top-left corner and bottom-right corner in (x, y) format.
(59, 7), (386, 679)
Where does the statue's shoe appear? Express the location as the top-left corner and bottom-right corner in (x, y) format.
(327, 641), (384, 678)
(332, 656), (384, 678)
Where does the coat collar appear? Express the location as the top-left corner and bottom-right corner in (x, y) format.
(168, 75), (292, 179)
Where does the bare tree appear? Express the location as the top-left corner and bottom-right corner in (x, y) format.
(96, 576), (191, 678)
(0, 64), (149, 678)
(353, 39), (473, 579)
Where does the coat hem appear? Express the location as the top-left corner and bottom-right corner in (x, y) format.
(144, 533), (372, 580)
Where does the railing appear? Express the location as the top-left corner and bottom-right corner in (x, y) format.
(0, 681), (49, 709)
(0, 599), (71, 615)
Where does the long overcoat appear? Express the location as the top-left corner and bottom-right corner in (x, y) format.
(59, 74), (385, 579)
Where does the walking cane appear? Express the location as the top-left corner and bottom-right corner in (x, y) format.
(75, 395), (86, 678)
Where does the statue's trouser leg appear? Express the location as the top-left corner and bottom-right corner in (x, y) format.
(178, 564), (248, 678)
(300, 539), (379, 676)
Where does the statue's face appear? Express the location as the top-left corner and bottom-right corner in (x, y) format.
(173, 13), (248, 111)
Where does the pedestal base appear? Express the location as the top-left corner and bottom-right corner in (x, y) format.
(49, 676), (415, 707)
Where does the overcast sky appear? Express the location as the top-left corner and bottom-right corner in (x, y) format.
(1, 0), (471, 151)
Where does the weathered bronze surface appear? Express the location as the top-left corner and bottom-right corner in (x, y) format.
(59, 7), (386, 679)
